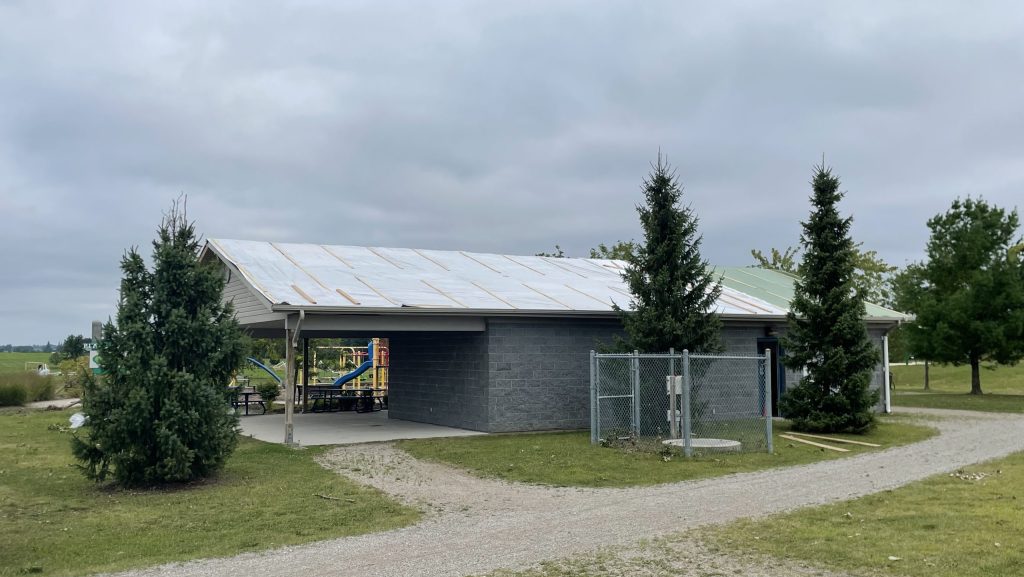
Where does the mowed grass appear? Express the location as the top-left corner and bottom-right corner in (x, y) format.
(0, 408), (420, 577)
(710, 451), (1024, 577)
(397, 419), (935, 488)
(890, 363), (1024, 395)
(891, 363), (1024, 413)
(0, 352), (52, 375)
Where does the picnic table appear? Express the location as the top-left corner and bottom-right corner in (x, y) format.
(228, 386), (266, 416)
(303, 385), (386, 414)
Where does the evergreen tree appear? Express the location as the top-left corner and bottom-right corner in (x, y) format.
(895, 198), (1024, 394)
(780, 165), (880, 433)
(72, 202), (246, 486)
(616, 154), (722, 353)
(58, 334), (87, 360)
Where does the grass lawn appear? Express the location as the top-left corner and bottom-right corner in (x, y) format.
(0, 352), (52, 375)
(0, 408), (419, 577)
(709, 451), (1024, 577)
(891, 363), (1024, 413)
(890, 363), (1024, 395)
(397, 418), (935, 488)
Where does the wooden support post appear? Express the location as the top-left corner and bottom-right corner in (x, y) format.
(284, 328), (295, 446)
(302, 337), (309, 412)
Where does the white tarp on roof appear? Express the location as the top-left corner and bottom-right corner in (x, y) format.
(206, 239), (787, 316)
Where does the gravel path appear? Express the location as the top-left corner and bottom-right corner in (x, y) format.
(113, 409), (1024, 577)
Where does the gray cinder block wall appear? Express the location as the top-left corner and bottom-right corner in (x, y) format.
(387, 320), (892, 432)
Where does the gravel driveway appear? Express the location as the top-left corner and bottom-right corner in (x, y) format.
(113, 409), (1024, 577)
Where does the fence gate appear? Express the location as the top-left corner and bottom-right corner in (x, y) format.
(590, 349), (773, 455)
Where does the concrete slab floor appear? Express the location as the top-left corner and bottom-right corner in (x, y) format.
(238, 410), (486, 446)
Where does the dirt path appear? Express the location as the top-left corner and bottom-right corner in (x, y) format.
(114, 409), (1024, 577)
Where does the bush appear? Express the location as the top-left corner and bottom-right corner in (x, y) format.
(0, 373), (56, 406)
(58, 357), (91, 396)
(0, 383), (27, 406)
(255, 382), (280, 405)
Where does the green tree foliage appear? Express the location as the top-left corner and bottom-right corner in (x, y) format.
(71, 202), (247, 486)
(615, 154), (722, 353)
(58, 334), (87, 360)
(895, 198), (1024, 395)
(780, 166), (880, 433)
(751, 244), (897, 306)
(590, 241), (636, 260)
(535, 245), (566, 258)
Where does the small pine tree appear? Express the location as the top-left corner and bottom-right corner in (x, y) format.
(616, 154), (722, 353)
(72, 201), (247, 486)
(780, 165), (880, 433)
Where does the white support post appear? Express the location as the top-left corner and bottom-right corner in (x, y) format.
(882, 334), (892, 413)
(764, 348), (774, 454)
(589, 350), (598, 444)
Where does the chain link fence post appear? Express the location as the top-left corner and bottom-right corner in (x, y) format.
(668, 347), (677, 439)
(682, 349), (692, 457)
(631, 350), (640, 437)
(590, 350), (598, 445)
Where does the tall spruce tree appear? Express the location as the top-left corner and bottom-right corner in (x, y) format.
(72, 201), (246, 486)
(780, 165), (879, 433)
(616, 154), (722, 353)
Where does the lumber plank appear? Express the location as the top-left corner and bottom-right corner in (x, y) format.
(788, 432), (881, 447)
(779, 434), (849, 452)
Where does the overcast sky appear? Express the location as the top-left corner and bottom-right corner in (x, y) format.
(2, 1), (1023, 344)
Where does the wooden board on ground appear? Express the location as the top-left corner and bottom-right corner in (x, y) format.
(788, 432), (881, 447)
(779, 434), (849, 452)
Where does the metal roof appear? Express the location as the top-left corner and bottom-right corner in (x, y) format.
(717, 267), (908, 321)
(204, 239), (793, 318)
(203, 239), (907, 322)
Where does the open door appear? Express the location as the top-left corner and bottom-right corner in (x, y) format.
(757, 337), (786, 417)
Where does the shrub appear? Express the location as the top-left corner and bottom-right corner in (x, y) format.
(0, 382), (28, 406)
(0, 373), (56, 406)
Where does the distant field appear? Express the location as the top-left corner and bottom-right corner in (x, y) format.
(890, 363), (1024, 395)
(0, 352), (52, 374)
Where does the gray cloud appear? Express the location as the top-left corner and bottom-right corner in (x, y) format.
(2, 1), (1023, 343)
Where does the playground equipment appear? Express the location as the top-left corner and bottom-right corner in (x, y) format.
(312, 338), (388, 394)
(246, 358), (283, 384)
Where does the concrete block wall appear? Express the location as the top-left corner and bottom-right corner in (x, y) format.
(486, 319), (623, 432)
(387, 331), (489, 430)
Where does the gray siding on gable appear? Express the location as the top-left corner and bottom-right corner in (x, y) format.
(223, 271), (273, 324)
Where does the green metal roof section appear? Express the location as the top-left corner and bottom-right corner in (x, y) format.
(716, 267), (910, 322)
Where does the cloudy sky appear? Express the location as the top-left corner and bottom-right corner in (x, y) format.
(1, 1), (1022, 344)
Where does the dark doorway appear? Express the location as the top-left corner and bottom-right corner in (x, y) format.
(757, 337), (786, 417)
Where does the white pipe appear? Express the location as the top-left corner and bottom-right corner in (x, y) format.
(882, 333), (891, 414)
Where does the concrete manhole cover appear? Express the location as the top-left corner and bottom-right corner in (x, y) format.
(662, 438), (742, 452)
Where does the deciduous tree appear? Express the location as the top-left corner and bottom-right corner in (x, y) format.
(895, 198), (1024, 394)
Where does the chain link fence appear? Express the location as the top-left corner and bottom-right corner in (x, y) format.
(591, 350), (772, 455)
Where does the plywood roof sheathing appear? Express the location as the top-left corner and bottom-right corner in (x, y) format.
(367, 247), (404, 269)
(421, 280), (467, 308)
(290, 284), (317, 305)
(471, 281), (517, 308)
(413, 249), (449, 271)
(564, 284), (613, 307)
(271, 243), (332, 291)
(522, 283), (571, 309)
(541, 257), (588, 278)
(503, 255), (545, 275)
(356, 276), (400, 305)
(460, 251), (502, 274)
(208, 239), (278, 302)
(335, 288), (360, 306)
(320, 245), (354, 269)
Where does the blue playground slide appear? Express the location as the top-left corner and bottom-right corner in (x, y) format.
(333, 341), (374, 386)
(246, 357), (283, 384)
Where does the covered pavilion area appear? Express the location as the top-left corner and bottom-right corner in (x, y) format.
(238, 410), (485, 446)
